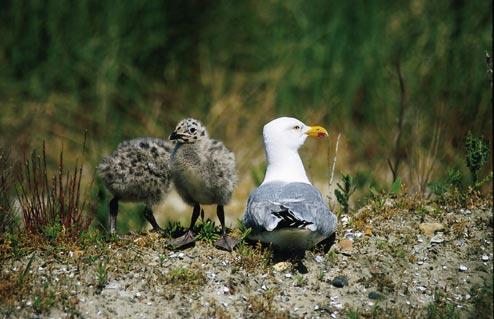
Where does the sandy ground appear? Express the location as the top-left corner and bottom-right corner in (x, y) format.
(1, 196), (492, 318)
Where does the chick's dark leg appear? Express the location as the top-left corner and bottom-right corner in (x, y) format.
(170, 203), (200, 249)
(214, 205), (238, 251)
(143, 206), (163, 233)
(109, 197), (119, 235)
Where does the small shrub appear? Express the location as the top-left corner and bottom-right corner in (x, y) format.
(16, 141), (92, 240)
(465, 132), (489, 184)
(32, 284), (56, 315)
(163, 267), (206, 291)
(335, 174), (356, 215)
(233, 242), (272, 273)
(96, 260), (108, 291)
(426, 289), (461, 319)
(194, 219), (220, 244)
(163, 220), (185, 238)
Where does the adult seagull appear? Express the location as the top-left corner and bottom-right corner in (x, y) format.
(242, 117), (337, 252)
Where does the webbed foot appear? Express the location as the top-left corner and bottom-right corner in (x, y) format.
(214, 235), (239, 252)
(169, 230), (196, 249)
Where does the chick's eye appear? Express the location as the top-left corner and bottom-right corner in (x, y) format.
(189, 128), (196, 133)
(294, 125), (301, 130)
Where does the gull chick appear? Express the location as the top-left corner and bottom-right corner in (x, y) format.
(169, 118), (238, 251)
(242, 117), (337, 252)
(97, 137), (173, 234)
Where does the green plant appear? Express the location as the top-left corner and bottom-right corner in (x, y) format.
(426, 289), (460, 319)
(465, 132), (489, 184)
(293, 274), (307, 287)
(469, 280), (493, 318)
(17, 253), (35, 286)
(159, 254), (167, 267)
(195, 219), (220, 244)
(325, 250), (338, 263)
(335, 174), (356, 215)
(96, 260), (108, 291)
(346, 308), (360, 319)
(163, 220), (185, 238)
(390, 177), (402, 196)
(163, 267), (206, 290)
(32, 284), (56, 314)
(236, 219), (252, 242)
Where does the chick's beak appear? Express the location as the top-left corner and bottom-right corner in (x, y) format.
(169, 131), (182, 140)
(305, 125), (329, 138)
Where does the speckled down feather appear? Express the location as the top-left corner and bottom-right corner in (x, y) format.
(170, 119), (237, 206)
(172, 139), (236, 206)
(97, 137), (174, 205)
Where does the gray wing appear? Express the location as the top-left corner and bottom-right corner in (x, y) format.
(243, 182), (336, 237)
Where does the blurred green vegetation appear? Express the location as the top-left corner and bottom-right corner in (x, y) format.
(0, 0), (492, 226)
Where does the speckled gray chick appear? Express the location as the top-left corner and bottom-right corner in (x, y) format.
(97, 137), (174, 234)
(169, 118), (238, 251)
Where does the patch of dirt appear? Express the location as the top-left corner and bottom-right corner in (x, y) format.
(1, 197), (492, 318)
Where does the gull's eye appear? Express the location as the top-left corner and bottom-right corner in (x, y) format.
(294, 125), (301, 130)
(189, 127), (196, 133)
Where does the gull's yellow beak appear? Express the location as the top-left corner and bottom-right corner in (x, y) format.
(305, 125), (328, 138)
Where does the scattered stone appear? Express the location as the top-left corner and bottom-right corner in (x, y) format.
(419, 223), (444, 237)
(314, 255), (324, 263)
(331, 276), (348, 288)
(344, 232), (355, 240)
(416, 286), (427, 292)
(430, 233), (444, 244)
(368, 291), (382, 300)
(338, 239), (353, 256)
(481, 255), (489, 261)
(364, 227), (373, 237)
(459, 265), (468, 272)
(273, 262), (291, 272)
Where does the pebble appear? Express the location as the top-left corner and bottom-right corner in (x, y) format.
(338, 239), (353, 256)
(344, 232), (355, 240)
(285, 273), (292, 278)
(481, 255), (489, 261)
(459, 265), (468, 272)
(430, 234), (444, 244)
(331, 276), (348, 288)
(273, 262), (291, 272)
(314, 256), (324, 263)
(368, 291), (382, 300)
(416, 286), (427, 292)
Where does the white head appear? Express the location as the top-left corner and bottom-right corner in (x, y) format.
(261, 117), (328, 184)
(263, 117), (328, 151)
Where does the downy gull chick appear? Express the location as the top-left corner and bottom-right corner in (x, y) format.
(97, 137), (173, 234)
(242, 117), (337, 252)
(169, 118), (238, 251)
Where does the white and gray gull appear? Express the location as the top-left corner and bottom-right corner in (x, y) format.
(242, 117), (337, 252)
(97, 137), (173, 234)
(169, 118), (238, 251)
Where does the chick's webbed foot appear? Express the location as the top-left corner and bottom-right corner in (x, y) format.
(169, 230), (196, 249)
(214, 235), (238, 252)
